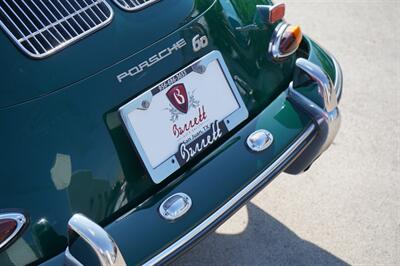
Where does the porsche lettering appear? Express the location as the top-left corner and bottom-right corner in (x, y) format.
(117, 39), (187, 83)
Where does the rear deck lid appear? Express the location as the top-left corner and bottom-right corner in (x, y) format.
(0, 0), (215, 108)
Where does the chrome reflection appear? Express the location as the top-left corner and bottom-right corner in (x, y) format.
(50, 153), (72, 191)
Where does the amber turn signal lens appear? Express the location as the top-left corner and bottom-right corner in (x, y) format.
(0, 219), (17, 244)
(279, 25), (303, 56)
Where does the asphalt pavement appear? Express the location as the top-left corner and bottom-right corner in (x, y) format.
(174, 1), (400, 265)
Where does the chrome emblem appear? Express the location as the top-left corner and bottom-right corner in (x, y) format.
(116, 38), (187, 83)
(159, 193), (192, 221)
(192, 34), (209, 52)
(247, 129), (274, 152)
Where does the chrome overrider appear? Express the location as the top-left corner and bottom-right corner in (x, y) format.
(62, 56), (342, 265)
(285, 57), (341, 174)
(65, 214), (126, 266)
(291, 58), (340, 151)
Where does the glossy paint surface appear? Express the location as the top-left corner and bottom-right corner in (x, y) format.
(0, 0), (336, 264)
(0, 0), (214, 108)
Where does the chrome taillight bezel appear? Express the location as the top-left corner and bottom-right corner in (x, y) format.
(269, 22), (300, 60)
(0, 212), (27, 250)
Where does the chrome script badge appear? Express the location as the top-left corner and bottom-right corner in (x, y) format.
(117, 38), (187, 83)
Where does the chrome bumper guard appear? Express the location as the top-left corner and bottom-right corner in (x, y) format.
(285, 57), (342, 174)
(62, 57), (342, 266)
(65, 214), (126, 266)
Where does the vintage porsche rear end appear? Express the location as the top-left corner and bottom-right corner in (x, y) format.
(0, 0), (342, 265)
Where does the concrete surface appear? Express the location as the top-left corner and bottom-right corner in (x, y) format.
(174, 1), (400, 265)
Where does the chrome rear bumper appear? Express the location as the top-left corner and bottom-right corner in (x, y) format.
(57, 54), (343, 266)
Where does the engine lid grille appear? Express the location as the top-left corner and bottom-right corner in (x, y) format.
(0, 0), (113, 59)
(112, 0), (159, 12)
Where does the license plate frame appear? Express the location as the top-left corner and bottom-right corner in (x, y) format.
(119, 51), (248, 184)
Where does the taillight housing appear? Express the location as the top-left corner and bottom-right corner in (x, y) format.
(0, 212), (27, 250)
(270, 23), (303, 60)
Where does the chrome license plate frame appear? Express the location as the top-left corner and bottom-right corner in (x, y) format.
(119, 51), (248, 184)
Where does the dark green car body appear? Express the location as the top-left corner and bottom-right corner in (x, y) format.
(0, 0), (342, 265)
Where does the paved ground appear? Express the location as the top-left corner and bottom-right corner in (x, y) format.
(175, 1), (400, 265)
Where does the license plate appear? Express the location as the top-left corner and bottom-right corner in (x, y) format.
(119, 51), (248, 184)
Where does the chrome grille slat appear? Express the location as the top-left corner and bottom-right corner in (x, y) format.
(48, 1), (81, 35)
(74, 0), (98, 26)
(36, 0), (74, 39)
(112, 0), (159, 12)
(21, 0), (64, 45)
(0, 0), (113, 58)
(0, 5), (38, 53)
(13, 0), (55, 50)
(3, 0), (48, 52)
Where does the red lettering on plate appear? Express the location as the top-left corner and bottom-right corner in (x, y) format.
(172, 106), (207, 138)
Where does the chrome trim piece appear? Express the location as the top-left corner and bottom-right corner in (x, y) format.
(0, 212), (26, 250)
(159, 193), (192, 221)
(295, 58), (337, 113)
(309, 41), (343, 101)
(289, 58), (340, 153)
(0, 0), (114, 59)
(269, 22), (301, 60)
(246, 129), (274, 152)
(143, 125), (315, 266)
(112, 0), (159, 12)
(65, 214), (126, 266)
(269, 22), (289, 60)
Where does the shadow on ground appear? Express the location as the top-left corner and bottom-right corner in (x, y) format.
(173, 203), (349, 266)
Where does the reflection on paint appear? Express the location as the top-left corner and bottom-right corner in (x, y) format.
(50, 153), (72, 190)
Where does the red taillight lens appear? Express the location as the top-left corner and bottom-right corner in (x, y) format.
(0, 213), (26, 250)
(0, 219), (17, 244)
(279, 25), (303, 55)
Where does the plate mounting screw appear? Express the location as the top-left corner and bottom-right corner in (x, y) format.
(141, 100), (150, 110)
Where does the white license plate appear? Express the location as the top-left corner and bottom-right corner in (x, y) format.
(119, 51), (248, 184)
